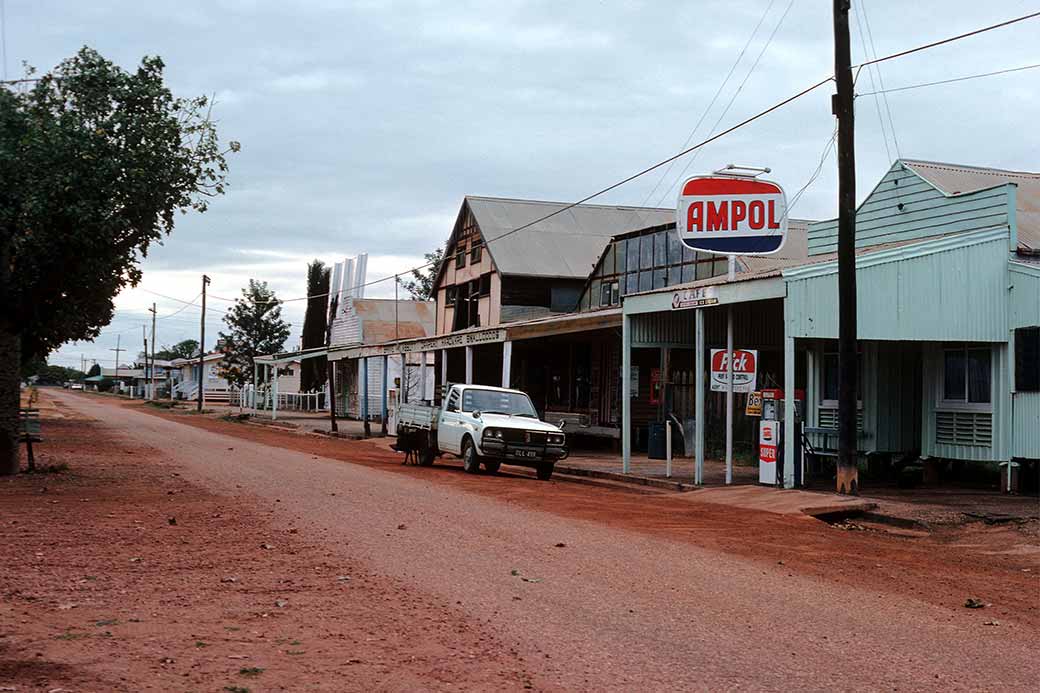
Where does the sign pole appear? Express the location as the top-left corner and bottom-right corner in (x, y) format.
(725, 254), (736, 485)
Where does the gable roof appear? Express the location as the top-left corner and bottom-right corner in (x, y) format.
(901, 159), (1040, 253)
(463, 196), (674, 279)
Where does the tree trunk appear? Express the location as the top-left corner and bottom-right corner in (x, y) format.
(0, 323), (21, 476)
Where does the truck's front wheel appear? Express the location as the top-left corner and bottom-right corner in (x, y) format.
(461, 438), (481, 474)
(483, 459), (501, 475)
(536, 462), (555, 481)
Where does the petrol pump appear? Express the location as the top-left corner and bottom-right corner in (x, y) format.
(758, 389), (803, 486)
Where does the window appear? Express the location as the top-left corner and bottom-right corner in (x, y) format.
(599, 281), (611, 307)
(455, 245), (466, 269)
(639, 235), (653, 270)
(1016, 327), (1040, 391)
(445, 286), (456, 306)
(470, 243), (483, 264)
(822, 351), (863, 404)
(479, 273), (491, 297)
(943, 344), (991, 404)
(610, 281), (620, 305)
(446, 390), (460, 412)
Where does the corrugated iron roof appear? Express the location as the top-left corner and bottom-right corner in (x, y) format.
(466, 196), (674, 279)
(902, 159), (1040, 252)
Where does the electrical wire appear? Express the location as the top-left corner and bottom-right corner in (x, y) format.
(656, 0), (796, 206)
(859, 0), (901, 158)
(639, 0), (779, 207)
(853, 10), (1040, 68)
(853, 3), (893, 164)
(857, 62), (1040, 97)
(67, 9), (1040, 330)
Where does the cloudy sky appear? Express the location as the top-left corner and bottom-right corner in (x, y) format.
(10, 0), (1038, 370)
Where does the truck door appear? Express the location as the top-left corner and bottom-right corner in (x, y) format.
(438, 387), (464, 454)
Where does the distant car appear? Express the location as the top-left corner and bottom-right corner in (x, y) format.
(70, 383), (84, 390)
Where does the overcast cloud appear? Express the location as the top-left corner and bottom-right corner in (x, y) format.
(11, 0), (1037, 368)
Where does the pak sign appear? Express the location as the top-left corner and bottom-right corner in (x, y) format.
(709, 349), (758, 393)
(676, 176), (788, 254)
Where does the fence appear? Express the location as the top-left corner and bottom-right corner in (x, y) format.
(231, 386), (326, 413)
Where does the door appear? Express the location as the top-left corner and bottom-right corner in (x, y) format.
(438, 387), (465, 454)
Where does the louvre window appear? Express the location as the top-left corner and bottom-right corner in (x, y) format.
(936, 411), (993, 447)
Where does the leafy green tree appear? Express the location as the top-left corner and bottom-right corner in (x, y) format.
(217, 280), (290, 387)
(0, 47), (235, 475)
(153, 339), (199, 361)
(399, 247), (443, 300)
(299, 260), (330, 392)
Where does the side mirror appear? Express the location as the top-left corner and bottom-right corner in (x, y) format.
(558, 420), (567, 430)
(472, 410), (482, 419)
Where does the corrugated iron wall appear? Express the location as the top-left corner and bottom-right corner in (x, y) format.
(1010, 264), (1040, 329)
(631, 299), (785, 348)
(786, 234), (1011, 341)
(1013, 393), (1040, 458)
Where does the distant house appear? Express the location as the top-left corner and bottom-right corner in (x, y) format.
(328, 296), (436, 419)
(170, 352), (232, 402)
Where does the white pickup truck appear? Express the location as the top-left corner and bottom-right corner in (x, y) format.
(394, 384), (567, 480)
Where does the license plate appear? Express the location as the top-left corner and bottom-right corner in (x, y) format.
(512, 449), (539, 459)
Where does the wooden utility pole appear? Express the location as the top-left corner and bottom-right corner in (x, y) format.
(326, 296), (338, 434)
(833, 0), (859, 495)
(197, 274), (210, 412)
(110, 335), (123, 394)
(148, 303), (157, 400)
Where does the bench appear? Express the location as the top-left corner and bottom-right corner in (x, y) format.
(545, 411), (620, 440)
(19, 408), (42, 469)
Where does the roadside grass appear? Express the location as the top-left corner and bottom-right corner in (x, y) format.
(238, 667), (264, 677)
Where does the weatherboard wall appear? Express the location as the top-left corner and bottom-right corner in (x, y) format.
(806, 161), (1014, 256)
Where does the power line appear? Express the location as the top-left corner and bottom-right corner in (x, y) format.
(853, 3), (893, 163)
(859, 0), (901, 158)
(639, 0), (779, 207)
(656, 0), (796, 206)
(857, 62), (1040, 97)
(854, 9), (1040, 69)
(66, 10), (1040, 316)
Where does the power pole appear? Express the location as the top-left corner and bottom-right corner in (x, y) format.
(110, 335), (123, 393)
(197, 274), (210, 412)
(142, 325), (148, 398)
(148, 303), (157, 400)
(833, 0), (858, 495)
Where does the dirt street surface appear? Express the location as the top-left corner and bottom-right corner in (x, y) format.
(2, 391), (1038, 692)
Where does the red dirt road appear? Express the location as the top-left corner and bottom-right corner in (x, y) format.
(2, 391), (1038, 692)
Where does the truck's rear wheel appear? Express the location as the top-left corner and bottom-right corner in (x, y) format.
(419, 446), (436, 466)
(483, 459), (501, 475)
(536, 462), (555, 481)
(461, 438), (481, 474)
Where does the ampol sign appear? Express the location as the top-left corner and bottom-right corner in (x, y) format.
(676, 176), (788, 254)
(709, 349), (758, 393)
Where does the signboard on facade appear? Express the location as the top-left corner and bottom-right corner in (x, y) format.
(745, 390), (763, 417)
(671, 286), (719, 310)
(676, 176), (788, 255)
(709, 349), (758, 392)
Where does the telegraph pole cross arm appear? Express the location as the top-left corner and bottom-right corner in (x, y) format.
(833, 0), (859, 495)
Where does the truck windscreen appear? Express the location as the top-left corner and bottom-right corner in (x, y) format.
(461, 390), (538, 418)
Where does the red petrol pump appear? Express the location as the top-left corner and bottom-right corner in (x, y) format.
(758, 388), (803, 486)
